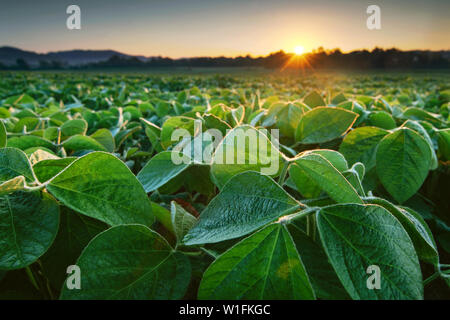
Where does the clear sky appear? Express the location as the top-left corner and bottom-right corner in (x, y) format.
(1, 0), (449, 58)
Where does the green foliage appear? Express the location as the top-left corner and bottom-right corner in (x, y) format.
(60, 224), (191, 299)
(376, 128), (431, 203)
(295, 107), (358, 144)
(0, 71), (448, 300)
(198, 224), (315, 299)
(47, 152), (153, 226)
(317, 204), (423, 300)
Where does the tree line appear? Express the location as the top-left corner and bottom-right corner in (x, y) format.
(1, 47), (449, 70)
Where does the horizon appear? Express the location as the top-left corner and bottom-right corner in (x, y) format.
(2, 45), (449, 61)
(1, 0), (449, 58)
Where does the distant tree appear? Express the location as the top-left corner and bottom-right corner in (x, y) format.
(16, 58), (30, 70)
(39, 60), (50, 69)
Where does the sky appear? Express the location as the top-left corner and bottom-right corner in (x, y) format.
(0, 0), (449, 58)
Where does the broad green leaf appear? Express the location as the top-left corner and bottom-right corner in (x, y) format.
(151, 202), (173, 233)
(437, 128), (450, 161)
(211, 125), (283, 189)
(343, 162), (366, 196)
(317, 204), (423, 300)
(33, 157), (76, 183)
(198, 224), (315, 300)
(60, 224), (191, 300)
(0, 121), (6, 148)
(47, 152), (153, 226)
(364, 197), (438, 264)
(339, 126), (388, 169)
(402, 107), (442, 127)
(288, 149), (348, 199)
(160, 116), (196, 149)
(12, 117), (39, 133)
(0, 147), (34, 182)
(41, 208), (107, 288)
(7, 136), (54, 152)
(63, 135), (108, 152)
(0, 192), (59, 269)
(368, 111), (396, 130)
(114, 125), (141, 148)
(402, 120), (438, 170)
(0, 176), (26, 195)
(137, 151), (191, 193)
(304, 149), (348, 172)
(288, 223), (350, 299)
(29, 149), (59, 165)
(376, 128), (431, 203)
(303, 90), (325, 108)
(290, 154), (362, 204)
(203, 114), (231, 136)
(273, 102), (308, 138)
(90, 128), (115, 153)
(171, 201), (197, 244)
(183, 171), (300, 245)
(61, 119), (87, 137)
(295, 107), (358, 144)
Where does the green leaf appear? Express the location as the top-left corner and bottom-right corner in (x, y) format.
(47, 152), (153, 226)
(364, 197), (438, 264)
(183, 171), (300, 245)
(151, 202), (173, 233)
(90, 128), (115, 153)
(0, 192), (59, 269)
(0, 176), (26, 195)
(376, 128), (431, 203)
(40, 208), (107, 289)
(160, 116), (196, 149)
(137, 151), (191, 193)
(198, 224), (315, 300)
(29, 149), (59, 165)
(287, 223), (350, 299)
(271, 102), (308, 138)
(63, 135), (108, 152)
(211, 125), (283, 189)
(7, 135), (54, 151)
(33, 157), (76, 183)
(343, 162), (366, 196)
(61, 119), (88, 138)
(290, 154), (362, 204)
(0, 147), (34, 182)
(437, 128), (450, 161)
(288, 149), (348, 199)
(295, 107), (358, 144)
(303, 90), (326, 108)
(317, 203), (423, 300)
(402, 120), (438, 170)
(0, 121), (6, 148)
(171, 201), (197, 244)
(60, 224), (191, 300)
(339, 126), (388, 169)
(368, 111), (396, 130)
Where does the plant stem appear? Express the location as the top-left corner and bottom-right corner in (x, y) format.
(181, 251), (203, 256)
(25, 266), (40, 291)
(278, 206), (319, 224)
(423, 272), (440, 286)
(277, 161), (289, 186)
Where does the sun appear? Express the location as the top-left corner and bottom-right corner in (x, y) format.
(293, 45), (305, 55)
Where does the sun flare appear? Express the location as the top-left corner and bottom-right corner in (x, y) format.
(293, 45), (305, 55)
